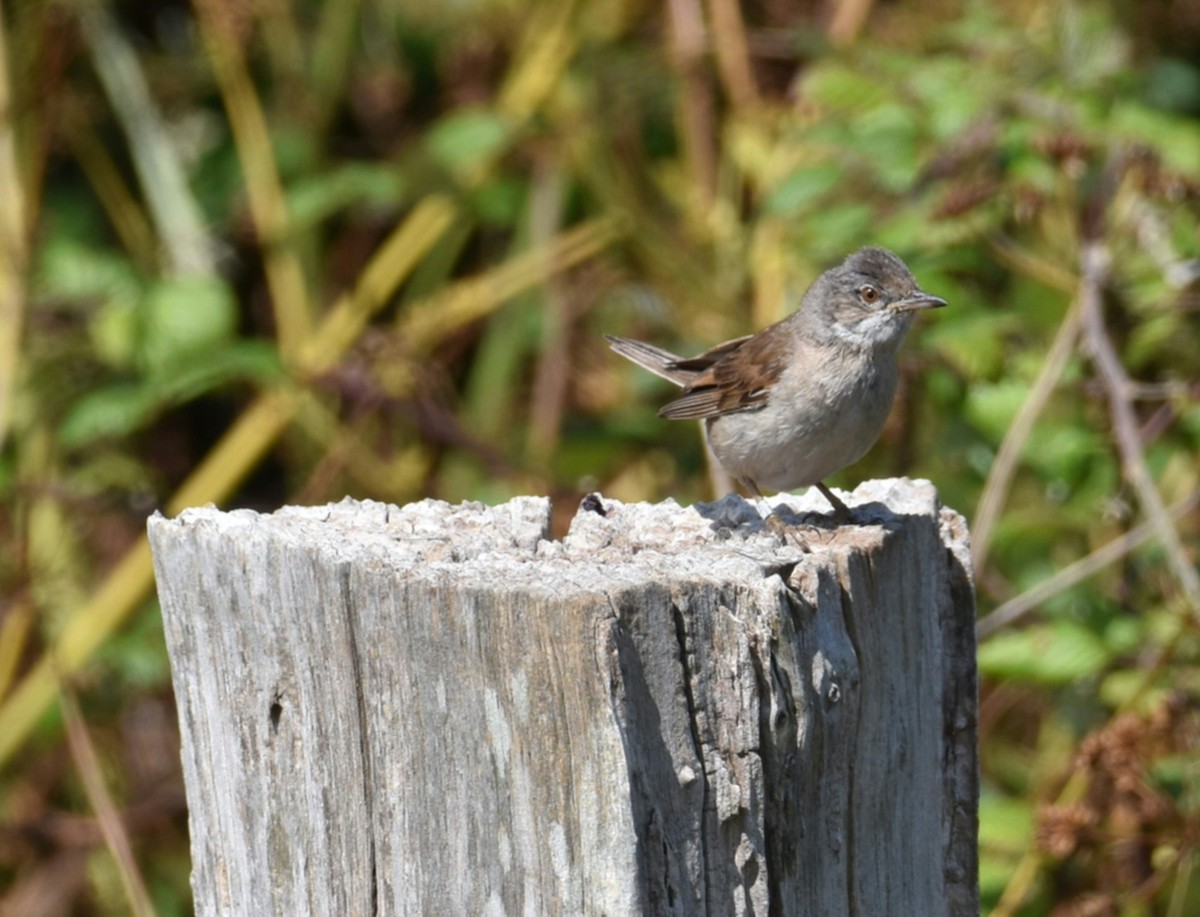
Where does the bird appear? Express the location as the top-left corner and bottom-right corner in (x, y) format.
(605, 246), (946, 519)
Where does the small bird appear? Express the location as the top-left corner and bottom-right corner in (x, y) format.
(606, 247), (946, 518)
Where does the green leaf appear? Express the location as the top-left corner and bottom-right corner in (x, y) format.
(59, 383), (158, 449)
(427, 108), (511, 178)
(800, 204), (874, 261)
(851, 102), (920, 191)
(95, 602), (172, 688)
(36, 234), (143, 306)
(800, 63), (890, 113)
(1110, 101), (1200, 176)
(139, 275), (237, 374)
(1144, 58), (1200, 115)
(59, 342), (281, 449)
(906, 56), (991, 139)
(1024, 425), (1104, 483)
(1098, 669), (1167, 709)
(91, 296), (140, 370)
(978, 621), (1112, 685)
(978, 791), (1035, 904)
(288, 161), (407, 230)
(763, 163), (842, 216)
(924, 311), (1015, 379)
(470, 176), (526, 226)
(147, 340), (282, 405)
(964, 379), (1028, 443)
(979, 791), (1034, 852)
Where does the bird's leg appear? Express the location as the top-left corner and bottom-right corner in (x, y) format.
(815, 482), (854, 523)
(744, 479), (808, 548)
(744, 478), (775, 522)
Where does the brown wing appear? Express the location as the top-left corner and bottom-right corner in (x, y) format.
(658, 324), (789, 420)
(664, 334), (754, 372)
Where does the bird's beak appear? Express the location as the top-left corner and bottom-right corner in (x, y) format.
(890, 292), (947, 313)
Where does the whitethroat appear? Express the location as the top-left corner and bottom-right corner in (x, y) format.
(606, 247), (947, 519)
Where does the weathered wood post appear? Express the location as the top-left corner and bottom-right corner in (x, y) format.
(148, 477), (977, 915)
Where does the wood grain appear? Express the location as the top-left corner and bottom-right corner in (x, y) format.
(149, 479), (977, 915)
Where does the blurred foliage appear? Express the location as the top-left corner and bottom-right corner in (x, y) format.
(0, 0), (1198, 912)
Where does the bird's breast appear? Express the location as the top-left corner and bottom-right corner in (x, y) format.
(705, 347), (900, 491)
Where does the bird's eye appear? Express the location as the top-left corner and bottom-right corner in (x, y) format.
(859, 285), (881, 304)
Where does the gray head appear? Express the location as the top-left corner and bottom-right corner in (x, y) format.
(797, 246), (946, 350)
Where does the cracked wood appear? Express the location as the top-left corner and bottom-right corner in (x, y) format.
(148, 479), (979, 916)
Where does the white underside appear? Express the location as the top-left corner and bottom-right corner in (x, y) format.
(704, 341), (901, 492)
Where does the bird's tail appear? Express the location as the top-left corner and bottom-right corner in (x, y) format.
(603, 335), (690, 387)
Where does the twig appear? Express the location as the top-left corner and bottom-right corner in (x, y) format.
(988, 233), (1078, 296)
(706, 0), (758, 111)
(399, 217), (621, 351)
(664, 0), (717, 204)
(76, 3), (215, 276)
(527, 155), (570, 460)
(1078, 241), (1200, 613)
(828, 0), (875, 47)
(977, 490), (1200, 639)
(60, 687), (156, 917)
(63, 120), (157, 268)
(0, 6), (27, 453)
(191, 0), (311, 356)
(971, 238), (1082, 572)
(0, 594), (32, 701)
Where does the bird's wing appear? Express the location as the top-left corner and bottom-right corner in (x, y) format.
(663, 334), (754, 371)
(658, 325), (789, 420)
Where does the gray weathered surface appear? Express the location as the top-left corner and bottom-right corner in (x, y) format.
(148, 478), (977, 916)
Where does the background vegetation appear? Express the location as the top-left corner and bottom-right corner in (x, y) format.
(1, 0), (1198, 913)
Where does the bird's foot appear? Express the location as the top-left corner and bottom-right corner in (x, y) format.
(815, 482), (856, 526)
(760, 508), (813, 551)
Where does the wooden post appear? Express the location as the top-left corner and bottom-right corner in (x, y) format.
(148, 478), (978, 915)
